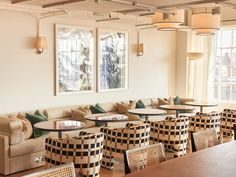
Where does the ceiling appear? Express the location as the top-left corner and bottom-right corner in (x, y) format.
(0, 0), (235, 24)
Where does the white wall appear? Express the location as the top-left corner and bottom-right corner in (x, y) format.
(0, 9), (176, 114)
(175, 31), (188, 97)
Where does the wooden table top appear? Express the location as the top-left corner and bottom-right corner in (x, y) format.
(128, 108), (166, 116)
(34, 120), (85, 132)
(184, 101), (218, 107)
(84, 114), (128, 122)
(159, 105), (195, 111)
(123, 141), (236, 177)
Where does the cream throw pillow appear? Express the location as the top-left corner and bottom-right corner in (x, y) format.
(9, 113), (33, 139)
(157, 97), (175, 114)
(157, 97), (174, 107)
(116, 102), (140, 121)
(71, 107), (95, 128)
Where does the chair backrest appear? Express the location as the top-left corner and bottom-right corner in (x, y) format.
(146, 116), (189, 143)
(189, 112), (221, 138)
(101, 123), (150, 152)
(146, 116), (189, 157)
(45, 132), (104, 177)
(191, 129), (219, 152)
(123, 143), (165, 174)
(22, 163), (76, 177)
(221, 109), (236, 139)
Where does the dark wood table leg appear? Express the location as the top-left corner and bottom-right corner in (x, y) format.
(200, 106), (203, 113)
(58, 131), (62, 138)
(176, 111), (179, 118)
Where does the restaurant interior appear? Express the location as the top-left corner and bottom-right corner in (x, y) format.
(0, 0), (236, 177)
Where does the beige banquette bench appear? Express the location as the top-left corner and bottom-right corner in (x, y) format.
(0, 97), (193, 175)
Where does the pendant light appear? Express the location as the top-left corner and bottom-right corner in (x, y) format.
(152, 9), (185, 31)
(191, 8), (221, 36)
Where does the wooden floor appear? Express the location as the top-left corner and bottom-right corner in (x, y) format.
(0, 152), (174, 177)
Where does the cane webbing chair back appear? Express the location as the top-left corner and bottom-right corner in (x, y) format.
(100, 123), (150, 169)
(45, 132), (104, 177)
(124, 143), (165, 174)
(146, 116), (189, 157)
(189, 112), (221, 139)
(191, 129), (219, 152)
(22, 163), (76, 177)
(221, 109), (236, 139)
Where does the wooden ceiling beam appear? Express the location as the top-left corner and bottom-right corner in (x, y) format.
(12, 0), (32, 4)
(156, 0), (229, 9)
(42, 0), (85, 8)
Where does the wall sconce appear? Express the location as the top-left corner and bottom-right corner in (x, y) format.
(137, 43), (144, 56)
(35, 36), (47, 54)
(186, 52), (204, 60)
(137, 31), (144, 57)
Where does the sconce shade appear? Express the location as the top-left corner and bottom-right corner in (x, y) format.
(152, 10), (185, 30)
(36, 36), (47, 49)
(137, 43), (144, 56)
(186, 52), (204, 60)
(191, 13), (220, 36)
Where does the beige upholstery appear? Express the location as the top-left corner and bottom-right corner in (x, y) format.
(71, 109), (95, 128)
(0, 134), (9, 175)
(0, 117), (25, 145)
(44, 106), (79, 120)
(0, 96), (193, 175)
(9, 137), (45, 157)
(99, 102), (117, 112)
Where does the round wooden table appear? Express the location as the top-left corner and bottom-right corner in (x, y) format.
(128, 108), (167, 121)
(34, 120), (85, 138)
(184, 101), (218, 113)
(84, 114), (128, 127)
(159, 105), (195, 118)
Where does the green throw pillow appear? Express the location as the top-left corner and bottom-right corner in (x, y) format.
(174, 96), (181, 105)
(136, 100), (146, 108)
(26, 113), (48, 138)
(95, 103), (107, 113)
(34, 110), (47, 119)
(90, 104), (107, 114)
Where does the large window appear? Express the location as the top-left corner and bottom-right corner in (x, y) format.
(209, 29), (236, 102)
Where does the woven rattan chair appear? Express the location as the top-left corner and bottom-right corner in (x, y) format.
(100, 123), (150, 169)
(123, 143), (165, 174)
(146, 116), (189, 158)
(45, 132), (104, 177)
(22, 163), (76, 177)
(191, 129), (219, 152)
(189, 112), (221, 150)
(220, 109), (236, 141)
(189, 112), (221, 138)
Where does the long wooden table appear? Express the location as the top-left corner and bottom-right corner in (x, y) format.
(123, 141), (236, 177)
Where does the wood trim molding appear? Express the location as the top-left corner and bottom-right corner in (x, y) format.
(43, 0), (85, 8)
(12, 0), (32, 4)
(156, 0), (228, 9)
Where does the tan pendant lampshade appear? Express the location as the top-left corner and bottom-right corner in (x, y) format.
(191, 13), (220, 36)
(186, 52), (204, 60)
(152, 9), (185, 31)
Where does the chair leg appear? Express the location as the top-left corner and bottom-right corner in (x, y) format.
(102, 149), (114, 169)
